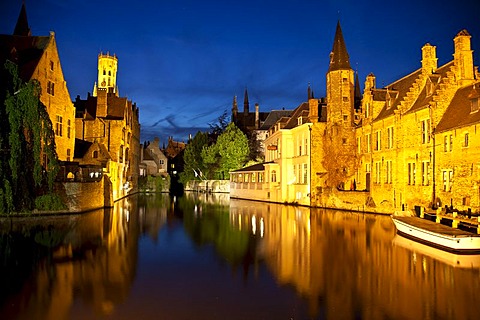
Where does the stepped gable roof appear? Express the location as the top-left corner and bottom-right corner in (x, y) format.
(259, 110), (293, 130)
(407, 63), (454, 114)
(328, 21), (351, 72)
(373, 69), (422, 121)
(230, 161), (273, 173)
(0, 34), (50, 81)
(284, 102), (309, 129)
(436, 83), (480, 133)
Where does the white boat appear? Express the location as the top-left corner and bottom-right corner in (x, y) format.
(391, 215), (480, 254)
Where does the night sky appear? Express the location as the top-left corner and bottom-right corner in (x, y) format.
(1, 0), (479, 144)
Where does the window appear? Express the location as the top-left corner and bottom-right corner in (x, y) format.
(366, 163), (371, 173)
(385, 160), (392, 184)
(119, 145), (124, 162)
(366, 134), (371, 153)
(442, 169), (453, 191)
(343, 97), (349, 102)
(303, 164), (308, 184)
(103, 69), (106, 75)
(271, 170), (277, 182)
(444, 135), (448, 152)
(298, 165), (301, 183)
(365, 103), (370, 118)
(387, 127), (394, 149)
(471, 97), (479, 113)
(464, 133), (469, 147)
(375, 131), (381, 151)
(67, 119), (71, 138)
(342, 138), (347, 145)
(47, 81), (55, 96)
(50, 60), (54, 71)
(251, 172), (256, 183)
(55, 115), (63, 136)
(93, 150), (98, 158)
(305, 138), (308, 155)
(408, 163), (416, 185)
(375, 161), (381, 184)
(357, 137), (361, 153)
(160, 159), (165, 165)
(421, 119), (430, 144)
(343, 114), (348, 121)
(449, 134), (453, 151)
(258, 172), (264, 183)
(422, 161), (430, 186)
(66, 149), (70, 162)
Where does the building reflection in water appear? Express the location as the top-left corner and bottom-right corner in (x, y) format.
(1, 193), (479, 319)
(229, 199), (480, 319)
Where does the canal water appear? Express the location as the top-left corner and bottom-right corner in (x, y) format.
(1, 192), (479, 320)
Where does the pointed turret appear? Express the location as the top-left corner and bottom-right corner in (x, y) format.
(243, 88), (249, 115)
(14, 3), (31, 36)
(354, 72), (362, 111)
(328, 21), (351, 72)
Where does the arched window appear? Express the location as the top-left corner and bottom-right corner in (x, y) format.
(271, 170), (277, 182)
(93, 150), (98, 158)
(103, 69), (106, 75)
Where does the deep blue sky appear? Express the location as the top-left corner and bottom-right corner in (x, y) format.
(1, 0), (479, 144)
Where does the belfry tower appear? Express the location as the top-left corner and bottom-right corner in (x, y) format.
(93, 52), (119, 97)
(326, 21), (355, 126)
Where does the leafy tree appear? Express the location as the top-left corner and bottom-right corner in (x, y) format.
(0, 61), (59, 213)
(201, 142), (221, 179)
(246, 130), (263, 162)
(199, 123), (248, 180)
(180, 131), (208, 184)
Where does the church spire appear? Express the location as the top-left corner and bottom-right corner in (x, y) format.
(14, 3), (31, 36)
(243, 88), (249, 115)
(328, 21), (351, 72)
(354, 71), (362, 111)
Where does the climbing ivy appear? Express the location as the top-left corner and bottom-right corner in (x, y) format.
(0, 61), (59, 213)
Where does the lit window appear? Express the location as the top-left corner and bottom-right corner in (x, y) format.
(387, 127), (394, 149)
(442, 169), (453, 191)
(303, 164), (308, 184)
(375, 161), (381, 184)
(366, 134), (371, 153)
(375, 131), (381, 151)
(385, 160), (392, 184)
(421, 119), (430, 144)
(271, 170), (277, 182)
(408, 163), (416, 185)
(55, 115), (63, 136)
(422, 161), (430, 186)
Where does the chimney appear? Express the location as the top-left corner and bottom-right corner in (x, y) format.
(421, 43), (437, 74)
(308, 99), (319, 123)
(365, 73), (376, 91)
(453, 29), (474, 86)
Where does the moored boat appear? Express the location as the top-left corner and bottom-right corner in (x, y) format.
(391, 215), (480, 254)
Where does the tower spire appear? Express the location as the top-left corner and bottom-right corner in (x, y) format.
(14, 2), (31, 36)
(243, 88), (249, 115)
(328, 21), (351, 72)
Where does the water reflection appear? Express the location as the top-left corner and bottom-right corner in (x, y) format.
(0, 193), (479, 319)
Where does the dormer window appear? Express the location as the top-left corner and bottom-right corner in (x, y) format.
(298, 117), (302, 125)
(471, 97), (479, 113)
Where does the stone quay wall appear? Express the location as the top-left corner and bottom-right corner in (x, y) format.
(184, 180), (230, 193)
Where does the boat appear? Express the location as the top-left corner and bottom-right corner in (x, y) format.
(391, 215), (480, 254)
(392, 235), (480, 268)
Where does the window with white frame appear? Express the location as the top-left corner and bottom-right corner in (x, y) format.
(303, 164), (308, 184)
(357, 137), (361, 153)
(366, 134), (371, 153)
(442, 169), (453, 191)
(375, 130), (381, 151)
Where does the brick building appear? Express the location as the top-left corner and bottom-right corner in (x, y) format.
(74, 53), (140, 201)
(0, 4), (76, 162)
(231, 22), (480, 214)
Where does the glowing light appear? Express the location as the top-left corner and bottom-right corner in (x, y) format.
(260, 217), (264, 238)
(252, 215), (256, 235)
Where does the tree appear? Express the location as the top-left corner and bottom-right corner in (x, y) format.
(0, 61), (59, 213)
(215, 123), (249, 179)
(180, 131), (208, 184)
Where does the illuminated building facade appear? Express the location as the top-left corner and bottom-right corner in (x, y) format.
(231, 22), (480, 213)
(74, 53), (141, 201)
(0, 4), (76, 162)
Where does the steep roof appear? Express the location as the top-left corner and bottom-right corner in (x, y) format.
(0, 34), (50, 81)
(284, 102), (309, 129)
(259, 110), (293, 130)
(328, 21), (351, 72)
(436, 83), (480, 133)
